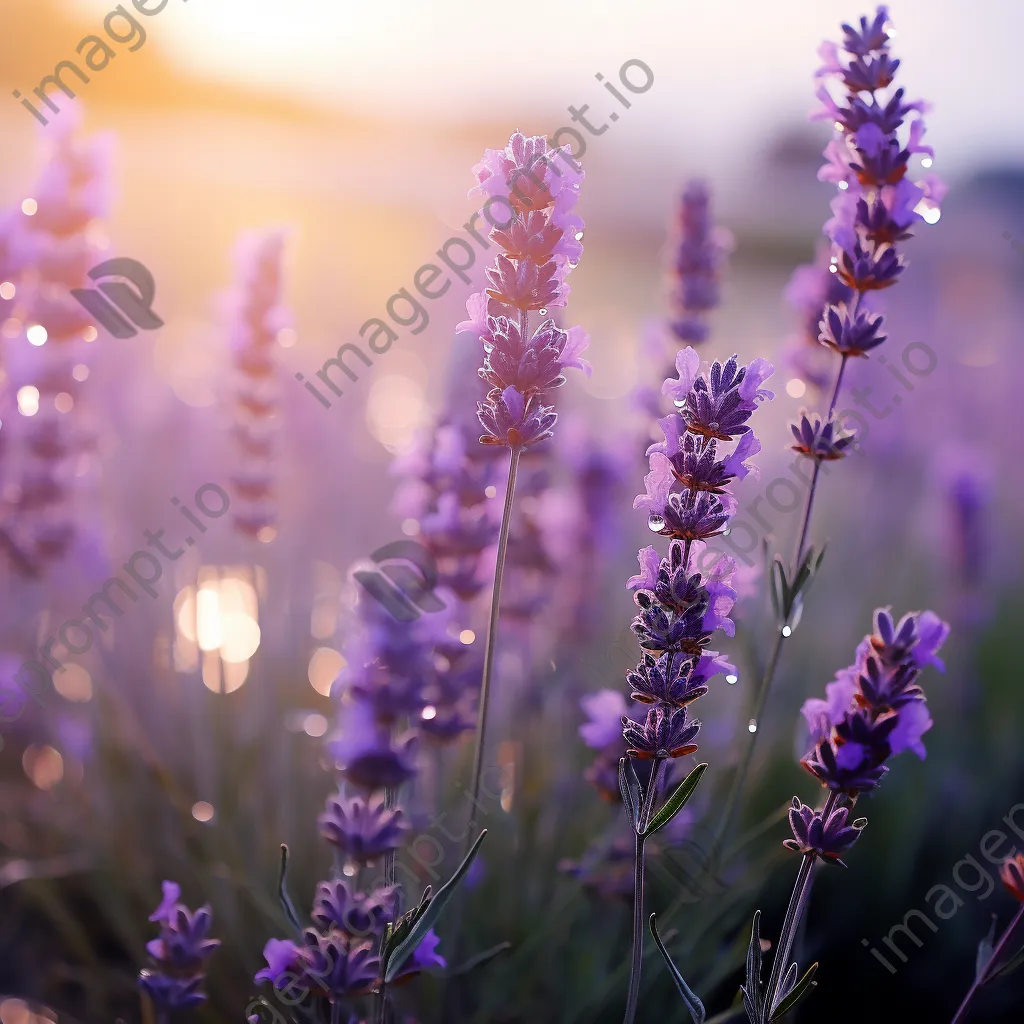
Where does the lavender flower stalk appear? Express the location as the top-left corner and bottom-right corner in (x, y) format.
(743, 608), (949, 1022)
(718, 4), (945, 844)
(227, 229), (288, 543)
(456, 131), (589, 813)
(667, 180), (732, 347)
(0, 106), (111, 573)
(619, 347), (773, 1024)
(138, 881), (220, 1021)
(256, 593), (447, 1022)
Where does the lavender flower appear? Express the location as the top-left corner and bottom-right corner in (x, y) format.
(782, 4), (946, 472)
(799, 608), (949, 796)
(318, 791), (409, 864)
(226, 230), (288, 542)
(139, 881), (219, 1013)
(790, 411), (856, 460)
(745, 605), (950, 1022)
(0, 106), (111, 572)
(614, 347), (771, 1023)
(255, 930), (379, 1000)
(458, 131), (590, 449)
(783, 798), (866, 867)
(667, 180), (732, 345)
(637, 349), (773, 541)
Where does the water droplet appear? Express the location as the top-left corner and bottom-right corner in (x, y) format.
(709, 421), (720, 431)
(647, 515), (665, 533)
(575, 231), (584, 241)
(539, 308), (548, 316)
(673, 399), (686, 409)
(726, 674), (738, 685)
(747, 719), (758, 733)
(782, 625), (793, 637)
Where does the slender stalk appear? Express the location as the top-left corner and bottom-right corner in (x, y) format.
(793, 354), (847, 567)
(379, 782), (396, 1024)
(714, 627), (785, 847)
(716, 351), (851, 849)
(467, 444), (522, 815)
(622, 758), (665, 1024)
(762, 791), (839, 1020)
(950, 902), (1024, 1024)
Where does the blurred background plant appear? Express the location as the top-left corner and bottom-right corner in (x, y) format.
(0, 1), (1022, 1022)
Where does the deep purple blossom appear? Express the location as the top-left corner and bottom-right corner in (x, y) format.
(138, 972), (206, 1011)
(139, 881), (219, 1012)
(622, 704), (700, 760)
(477, 385), (557, 448)
(798, 608), (949, 793)
(784, 798), (866, 867)
(627, 652), (709, 708)
(328, 702), (419, 791)
(256, 929), (379, 999)
(318, 792), (409, 864)
(818, 301), (887, 356)
(790, 411), (857, 460)
(389, 928), (447, 982)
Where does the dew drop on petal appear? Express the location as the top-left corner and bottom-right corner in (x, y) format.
(748, 719), (758, 733)
(647, 515), (665, 533)
(782, 625), (793, 637)
(726, 674), (738, 685)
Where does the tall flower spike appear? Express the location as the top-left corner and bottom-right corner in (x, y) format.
(723, 6), (946, 855)
(458, 132), (590, 831)
(227, 229), (288, 542)
(668, 180), (732, 346)
(617, 346), (771, 1024)
(139, 881), (220, 1012)
(458, 131), (590, 450)
(749, 604), (950, 1023)
(785, 3), (945, 491)
(0, 105), (112, 572)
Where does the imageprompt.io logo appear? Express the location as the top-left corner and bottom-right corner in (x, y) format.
(70, 257), (164, 339)
(354, 541), (445, 621)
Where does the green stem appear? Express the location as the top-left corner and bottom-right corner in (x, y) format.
(717, 348), (851, 849)
(622, 758), (664, 1024)
(762, 791), (838, 1020)
(467, 444), (522, 816)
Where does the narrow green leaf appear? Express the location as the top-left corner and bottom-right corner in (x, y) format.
(643, 763), (708, 839)
(277, 844), (303, 936)
(771, 558), (788, 618)
(650, 913), (706, 1023)
(384, 829), (488, 982)
(618, 757), (642, 832)
(448, 940), (513, 977)
(769, 962), (817, 1020)
(743, 910), (763, 1023)
(976, 915), (998, 980)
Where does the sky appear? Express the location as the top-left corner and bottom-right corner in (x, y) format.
(63, 0), (1022, 180)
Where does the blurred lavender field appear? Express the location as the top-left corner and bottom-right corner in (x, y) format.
(0, 1), (1022, 1022)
